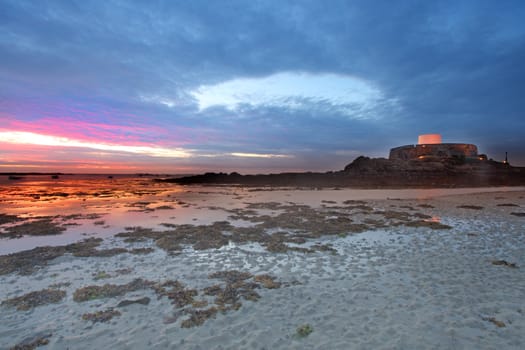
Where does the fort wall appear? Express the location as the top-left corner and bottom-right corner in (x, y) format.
(389, 143), (478, 161)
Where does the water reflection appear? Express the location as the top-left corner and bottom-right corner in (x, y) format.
(1, 175), (524, 255)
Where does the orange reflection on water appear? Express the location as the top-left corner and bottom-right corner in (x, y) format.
(426, 216), (441, 223)
(0, 174), (239, 254)
(0, 175), (182, 216)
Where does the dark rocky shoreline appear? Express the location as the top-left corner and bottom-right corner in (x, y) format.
(161, 156), (525, 188)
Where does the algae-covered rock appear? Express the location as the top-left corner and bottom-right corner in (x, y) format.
(117, 297), (151, 307)
(0, 213), (22, 225)
(254, 274), (281, 289)
(456, 205), (484, 210)
(73, 278), (152, 302)
(404, 220), (452, 230)
(4, 218), (66, 238)
(483, 316), (506, 327)
(0, 237), (135, 276)
(491, 260), (518, 268)
(2, 289), (66, 311)
(208, 270), (253, 284)
(296, 323), (313, 337)
(9, 332), (52, 350)
(0, 246), (65, 275)
(93, 271), (111, 280)
(181, 307), (218, 328)
(152, 280), (198, 308)
(82, 309), (121, 323)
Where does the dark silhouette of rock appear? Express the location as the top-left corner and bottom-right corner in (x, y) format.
(160, 156), (525, 188)
(116, 297), (151, 307)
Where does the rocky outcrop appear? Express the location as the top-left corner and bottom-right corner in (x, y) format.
(161, 156), (525, 188)
(341, 156), (525, 187)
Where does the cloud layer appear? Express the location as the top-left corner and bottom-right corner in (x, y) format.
(1, 0), (524, 172)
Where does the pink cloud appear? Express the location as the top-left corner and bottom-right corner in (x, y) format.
(0, 98), (200, 147)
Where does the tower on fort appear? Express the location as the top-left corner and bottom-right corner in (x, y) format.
(389, 134), (479, 161)
(417, 134), (442, 145)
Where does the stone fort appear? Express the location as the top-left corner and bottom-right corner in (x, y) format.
(389, 134), (480, 161)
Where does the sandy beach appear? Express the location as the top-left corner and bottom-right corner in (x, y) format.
(1, 177), (524, 349)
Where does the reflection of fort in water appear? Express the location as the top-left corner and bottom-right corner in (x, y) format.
(389, 134), (486, 161)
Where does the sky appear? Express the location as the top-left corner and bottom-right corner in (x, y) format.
(1, 0), (524, 174)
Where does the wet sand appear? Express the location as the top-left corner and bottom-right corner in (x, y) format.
(1, 177), (524, 349)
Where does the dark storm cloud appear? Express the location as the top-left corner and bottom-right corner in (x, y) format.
(1, 0), (524, 171)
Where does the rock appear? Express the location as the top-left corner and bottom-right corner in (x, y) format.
(491, 260), (518, 268)
(159, 155), (525, 188)
(117, 297), (151, 307)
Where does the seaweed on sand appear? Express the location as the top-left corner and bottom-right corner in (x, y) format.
(4, 219), (66, 238)
(208, 270), (253, 284)
(456, 205), (484, 210)
(66, 237), (104, 256)
(2, 289), (66, 311)
(362, 218), (388, 228)
(151, 280), (198, 308)
(345, 204), (374, 212)
(342, 199), (368, 205)
(73, 278), (153, 302)
(296, 323), (314, 337)
(205, 270), (279, 312)
(0, 238), (102, 275)
(48, 282), (71, 289)
(417, 203), (435, 208)
(73, 247), (129, 257)
(117, 222), (235, 253)
(68, 238), (153, 257)
(0, 246), (65, 275)
(154, 205), (174, 210)
(374, 210), (412, 221)
(254, 274), (281, 289)
(93, 271), (111, 280)
(181, 307), (218, 328)
(203, 284), (223, 296)
(128, 247), (155, 254)
(310, 243), (338, 254)
(191, 299), (208, 308)
(9, 332), (52, 350)
(0, 235), (155, 276)
(404, 220), (452, 230)
(116, 204), (367, 254)
(491, 260), (518, 268)
(482, 316), (506, 327)
(0, 213), (22, 225)
(116, 297), (151, 307)
(115, 201), (444, 255)
(82, 309), (121, 323)
(264, 239), (293, 253)
(165, 270), (280, 329)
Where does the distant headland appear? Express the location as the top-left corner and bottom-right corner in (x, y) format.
(161, 134), (525, 188)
